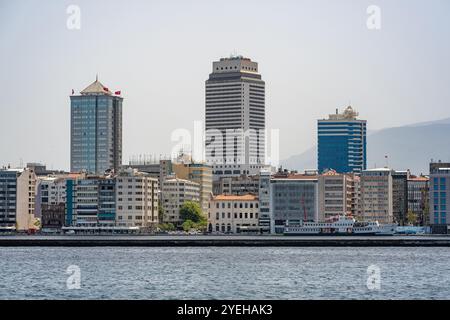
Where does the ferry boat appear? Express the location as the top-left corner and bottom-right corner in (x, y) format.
(283, 216), (397, 236)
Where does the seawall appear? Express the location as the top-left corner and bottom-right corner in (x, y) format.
(1, 236), (450, 247)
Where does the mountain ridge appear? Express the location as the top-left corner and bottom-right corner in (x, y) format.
(281, 118), (450, 175)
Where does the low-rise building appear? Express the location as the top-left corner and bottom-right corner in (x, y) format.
(172, 162), (212, 215)
(258, 170), (271, 233)
(360, 168), (394, 224)
(392, 170), (409, 226)
(115, 169), (159, 229)
(408, 175), (429, 226)
(318, 170), (355, 221)
(0, 167), (37, 232)
(270, 173), (319, 234)
(161, 178), (200, 226)
(65, 175), (116, 227)
(212, 174), (260, 196)
(41, 203), (65, 232)
(208, 194), (259, 234)
(429, 162), (450, 233)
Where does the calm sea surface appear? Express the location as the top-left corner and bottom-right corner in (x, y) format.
(1, 246), (450, 299)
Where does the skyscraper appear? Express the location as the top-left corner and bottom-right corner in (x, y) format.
(205, 56), (266, 178)
(318, 106), (367, 173)
(70, 77), (123, 174)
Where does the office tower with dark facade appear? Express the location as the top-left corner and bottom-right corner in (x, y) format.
(205, 56), (266, 178)
(70, 77), (123, 174)
(318, 106), (367, 174)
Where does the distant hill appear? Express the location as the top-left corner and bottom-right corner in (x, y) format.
(281, 118), (450, 175)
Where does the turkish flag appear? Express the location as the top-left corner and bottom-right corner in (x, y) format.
(115, 91), (121, 95)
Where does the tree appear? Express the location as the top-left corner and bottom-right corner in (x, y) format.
(406, 210), (418, 226)
(182, 220), (195, 232)
(159, 223), (175, 232)
(180, 201), (205, 224)
(158, 204), (165, 223)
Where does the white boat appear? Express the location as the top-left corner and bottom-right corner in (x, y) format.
(284, 216), (397, 236)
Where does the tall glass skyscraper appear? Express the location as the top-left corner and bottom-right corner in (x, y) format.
(317, 106), (367, 174)
(70, 77), (123, 174)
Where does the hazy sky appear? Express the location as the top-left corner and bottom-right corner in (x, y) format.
(1, 0), (449, 170)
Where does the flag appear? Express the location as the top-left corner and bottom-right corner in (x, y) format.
(103, 87), (109, 92)
(115, 91), (121, 95)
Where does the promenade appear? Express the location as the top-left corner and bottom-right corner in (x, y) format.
(1, 235), (450, 247)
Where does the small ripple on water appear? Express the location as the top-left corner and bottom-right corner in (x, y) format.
(0, 247), (450, 299)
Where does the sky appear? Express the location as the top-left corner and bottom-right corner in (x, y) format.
(0, 0), (449, 171)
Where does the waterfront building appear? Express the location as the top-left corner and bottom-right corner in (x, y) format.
(124, 159), (172, 186)
(208, 194), (259, 233)
(41, 203), (65, 232)
(407, 175), (429, 226)
(392, 170), (409, 226)
(429, 162), (450, 233)
(65, 175), (116, 227)
(35, 176), (68, 219)
(258, 170), (271, 233)
(115, 169), (159, 229)
(318, 170), (355, 221)
(360, 168), (394, 224)
(212, 174), (260, 196)
(205, 56), (266, 178)
(270, 172), (319, 234)
(0, 167), (37, 231)
(161, 178), (200, 226)
(318, 106), (367, 173)
(70, 77), (123, 174)
(172, 162), (212, 215)
(352, 175), (362, 218)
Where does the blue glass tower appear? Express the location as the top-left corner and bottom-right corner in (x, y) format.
(70, 77), (123, 174)
(318, 106), (367, 173)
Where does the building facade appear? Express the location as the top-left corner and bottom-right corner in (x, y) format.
(65, 175), (115, 227)
(161, 178), (200, 226)
(205, 56), (266, 178)
(35, 176), (68, 219)
(408, 175), (429, 226)
(392, 170), (409, 225)
(0, 168), (37, 231)
(172, 162), (212, 215)
(318, 106), (367, 174)
(360, 168), (394, 224)
(258, 170), (271, 233)
(270, 174), (319, 234)
(208, 194), (259, 234)
(429, 162), (450, 233)
(115, 169), (159, 229)
(212, 174), (260, 196)
(41, 203), (65, 232)
(70, 77), (123, 174)
(318, 170), (355, 221)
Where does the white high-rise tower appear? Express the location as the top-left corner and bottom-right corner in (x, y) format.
(205, 56), (266, 179)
